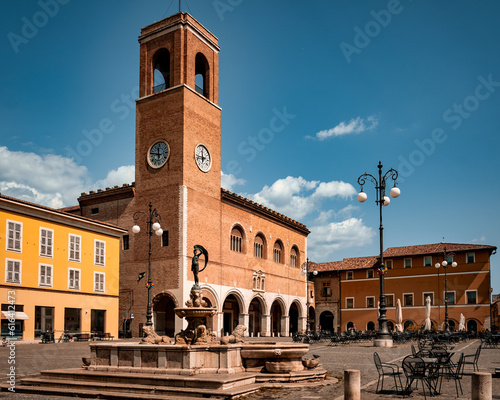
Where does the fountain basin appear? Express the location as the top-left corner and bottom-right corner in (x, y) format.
(240, 342), (309, 372)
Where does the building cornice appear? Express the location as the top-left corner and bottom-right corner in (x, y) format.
(0, 194), (126, 237)
(221, 188), (310, 235)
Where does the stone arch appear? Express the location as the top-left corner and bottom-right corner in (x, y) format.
(466, 319), (479, 332)
(152, 48), (170, 93)
(288, 301), (301, 334)
(320, 311), (335, 332)
(222, 290), (246, 336)
(270, 296), (286, 337)
(151, 291), (178, 337)
(404, 320), (415, 331)
(248, 294), (266, 337)
(201, 285), (220, 311)
(195, 52), (210, 98)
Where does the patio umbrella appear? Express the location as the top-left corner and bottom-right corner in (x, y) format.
(395, 299), (403, 332)
(424, 295), (432, 330)
(458, 313), (466, 331)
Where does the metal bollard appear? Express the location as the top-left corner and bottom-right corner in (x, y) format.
(344, 369), (361, 400)
(471, 372), (492, 400)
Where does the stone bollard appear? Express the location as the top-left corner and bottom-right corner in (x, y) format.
(471, 372), (492, 400)
(344, 369), (360, 400)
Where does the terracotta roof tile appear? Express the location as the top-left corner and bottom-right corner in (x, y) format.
(384, 242), (497, 257)
(312, 242), (497, 273)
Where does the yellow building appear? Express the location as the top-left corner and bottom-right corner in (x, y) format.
(0, 194), (126, 341)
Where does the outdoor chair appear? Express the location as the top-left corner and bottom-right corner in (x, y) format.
(402, 355), (438, 400)
(436, 353), (464, 397)
(463, 344), (481, 372)
(373, 352), (404, 393)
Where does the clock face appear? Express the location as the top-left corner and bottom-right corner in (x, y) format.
(195, 144), (211, 172)
(148, 140), (170, 168)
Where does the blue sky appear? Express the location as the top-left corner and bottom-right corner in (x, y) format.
(2, 1), (500, 291)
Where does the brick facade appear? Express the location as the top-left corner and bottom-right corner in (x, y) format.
(72, 13), (309, 338)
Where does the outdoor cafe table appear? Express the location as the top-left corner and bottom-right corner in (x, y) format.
(420, 357), (440, 395)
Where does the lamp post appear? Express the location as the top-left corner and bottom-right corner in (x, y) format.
(435, 246), (457, 332)
(132, 202), (163, 327)
(301, 258), (317, 332)
(357, 161), (400, 346)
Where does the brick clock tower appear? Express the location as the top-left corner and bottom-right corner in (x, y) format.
(132, 13), (222, 333)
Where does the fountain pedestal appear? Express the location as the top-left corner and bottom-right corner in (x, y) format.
(174, 286), (218, 345)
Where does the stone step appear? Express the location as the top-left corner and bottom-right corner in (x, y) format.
(17, 369), (262, 399)
(36, 368), (257, 390)
(1, 384), (223, 400)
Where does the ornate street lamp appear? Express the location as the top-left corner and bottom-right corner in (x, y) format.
(435, 246), (457, 332)
(301, 258), (317, 333)
(357, 161), (400, 346)
(132, 202), (163, 326)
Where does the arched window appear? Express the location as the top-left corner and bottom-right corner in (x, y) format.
(195, 52), (209, 97)
(273, 240), (283, 264)
(254, 234), (266, 259)
(230, 226), (243, 253)
(153, 49), (170, 93)
(290, 246), (299, 267)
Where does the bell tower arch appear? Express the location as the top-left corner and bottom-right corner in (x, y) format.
(135, 12), (221, 199)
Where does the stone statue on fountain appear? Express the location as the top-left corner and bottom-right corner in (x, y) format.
(175, 245), (217, 345)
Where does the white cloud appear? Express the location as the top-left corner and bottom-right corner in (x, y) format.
(0, 146), (134, 208)
(249, 176), (356, 221)
(246, 176), (372, 262)
(312, 115), (378, 141)
(221, 172), (246, 191)
(470, 236), (487, 243)
(94, 165), (135, 190)
(308, 218), (375, 260)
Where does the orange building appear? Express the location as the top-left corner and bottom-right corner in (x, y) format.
(66, 12), (309, 338)
(0, 194), (125, 341)
(313, 243), (496, 333)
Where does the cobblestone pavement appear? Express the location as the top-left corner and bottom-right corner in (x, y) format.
(0, 337), (498, 399)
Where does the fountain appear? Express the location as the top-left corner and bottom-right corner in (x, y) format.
(17, 245), (327, 398)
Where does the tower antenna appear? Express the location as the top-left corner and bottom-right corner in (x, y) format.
(179, 0), (181, 12)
